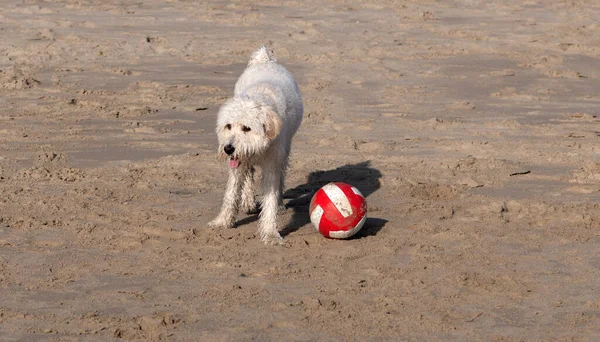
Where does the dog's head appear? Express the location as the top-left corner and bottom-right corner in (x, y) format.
(216, 98), (282, 169)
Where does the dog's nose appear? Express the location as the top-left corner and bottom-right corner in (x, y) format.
(224, 144), (235, 155)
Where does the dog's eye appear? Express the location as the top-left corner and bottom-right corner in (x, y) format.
(224, 124), (231, 130)
(242, 126), (251, 132)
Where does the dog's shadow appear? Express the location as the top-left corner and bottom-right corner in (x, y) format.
(235, 161), (387, 238)
(281, 160), (386, 238)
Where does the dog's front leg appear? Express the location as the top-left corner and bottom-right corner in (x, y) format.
(208, 168), (245, 229)
(258, 166), (284, 245)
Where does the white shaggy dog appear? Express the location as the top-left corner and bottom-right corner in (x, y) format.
(208, 46), (303, 245)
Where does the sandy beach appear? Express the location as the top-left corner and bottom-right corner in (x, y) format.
(1, 0), (599, 340)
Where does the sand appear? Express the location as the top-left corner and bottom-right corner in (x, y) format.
(1, 0), (599, 340)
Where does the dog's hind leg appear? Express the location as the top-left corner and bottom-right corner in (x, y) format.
(208, 167), (246, 229)
(240, 167), (257, 214)
(278, 147), (290, 210)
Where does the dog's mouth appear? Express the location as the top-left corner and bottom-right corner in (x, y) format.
(229, 157), (240, 169)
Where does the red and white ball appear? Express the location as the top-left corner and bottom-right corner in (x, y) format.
(309, 182), (367, 239)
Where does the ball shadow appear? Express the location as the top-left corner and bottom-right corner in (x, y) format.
(281, 160), (386, 238)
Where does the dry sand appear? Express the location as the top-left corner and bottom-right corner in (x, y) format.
(1, 0), (599, 340)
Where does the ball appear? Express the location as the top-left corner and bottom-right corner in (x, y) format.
(309, 182), (367, 239)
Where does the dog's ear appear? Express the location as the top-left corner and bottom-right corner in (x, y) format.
(262, 107), (282, 140)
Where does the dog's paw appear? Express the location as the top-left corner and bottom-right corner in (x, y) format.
(264, 236), (289, 247)
(208, 218), (232, 229)
(259, 230), (287, 246)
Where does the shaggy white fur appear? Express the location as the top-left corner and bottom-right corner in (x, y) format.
(208, 46), (303, 245)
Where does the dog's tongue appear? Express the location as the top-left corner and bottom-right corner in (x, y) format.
(229, 158), (240, 169)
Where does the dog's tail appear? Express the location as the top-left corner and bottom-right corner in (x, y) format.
(248, 46), (276, 67)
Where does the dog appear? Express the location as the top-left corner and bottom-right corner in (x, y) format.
(208, 46), (303, 245)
